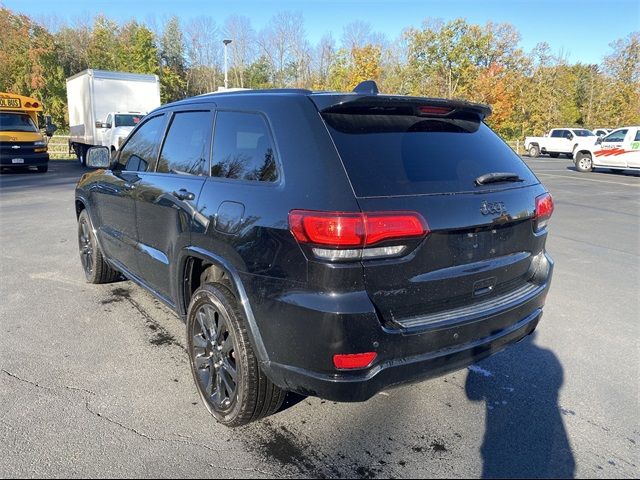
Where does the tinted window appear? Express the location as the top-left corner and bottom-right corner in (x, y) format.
(635, 130), (640, 142)
(157, 111), (212, 176)
(0, 113), (37, 132)
(573, 129), (593, 137)
(322, 111), (538, 197)
(211, 111), (278, 182)
(551, 130), (564, 138)
(115, 114), (143, 127)
(604, 129), (628, 143)
(118, 114), (166, 172)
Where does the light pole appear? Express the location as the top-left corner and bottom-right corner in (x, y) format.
(223, 39), (232, 89)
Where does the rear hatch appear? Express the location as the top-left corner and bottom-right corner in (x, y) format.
(316, 95), (547, 327)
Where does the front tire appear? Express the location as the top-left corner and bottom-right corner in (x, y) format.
(77, 210), (120, 283)
(187, 283), (285, 427)
(528, 145), (540, 158)
(575, 152), (593, 172)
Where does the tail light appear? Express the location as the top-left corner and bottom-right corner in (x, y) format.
(333, 352), (377, 370)
(289, 210), (428, 261)
(534, 192), (554, 232)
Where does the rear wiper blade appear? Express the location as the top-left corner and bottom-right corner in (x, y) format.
(475, 172), (524, 186)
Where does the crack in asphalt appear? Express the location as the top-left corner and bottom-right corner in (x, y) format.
(0, 368), (241, 459)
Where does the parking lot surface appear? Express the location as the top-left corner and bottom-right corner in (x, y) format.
(1, 159), (638, 478)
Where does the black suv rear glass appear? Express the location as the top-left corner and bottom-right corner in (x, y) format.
(322, 110), (537, 197)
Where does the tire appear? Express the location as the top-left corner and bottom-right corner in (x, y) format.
(37, 165), (48, 173)
(77, 144), (86, 166)
(187, 283), (285, 427)
(575, 152), (593, 173)
(77, 210), (120, 283)
(528, 145), (540, 158)
(549, 153), (559, 158)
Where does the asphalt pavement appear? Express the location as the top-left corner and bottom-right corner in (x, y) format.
(0, 158), (638, 478)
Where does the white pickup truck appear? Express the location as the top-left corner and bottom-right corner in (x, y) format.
(525, 128), (596, 158)
(573, 126), (640, 173)
(96, 112), (144, 153)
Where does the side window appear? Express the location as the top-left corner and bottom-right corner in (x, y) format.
(551, 130), (563, 138)
(105, 114), (112, 127)
(211, 111), (279, 182)
(157, 111), (213, 176)
(634, 130), (640, 142)
(564, 130), (573, 139)
(603, 129), (628, 143)
(118, 114), (166, 172)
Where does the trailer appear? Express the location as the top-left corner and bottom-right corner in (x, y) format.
(66, 69), (161, 164)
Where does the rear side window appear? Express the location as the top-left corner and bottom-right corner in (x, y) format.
(550, 130), (564, 138)
(157, 111), (212, 176)
(322, 111), (537, 197)
(118, 114), (166, 172)
(211, 111), (278, 182)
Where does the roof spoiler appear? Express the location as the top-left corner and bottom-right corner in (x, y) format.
(314, 80), (491, 119)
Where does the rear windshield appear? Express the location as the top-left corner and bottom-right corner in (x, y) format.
(322, 110), (538, 197)
(0, 113), (38, 132)
(573, 129), (594, 137)
(115, 114), (143, 127)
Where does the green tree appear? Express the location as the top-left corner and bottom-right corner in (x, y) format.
(159, 16), (187, 102)
(87, 16), (121, 70)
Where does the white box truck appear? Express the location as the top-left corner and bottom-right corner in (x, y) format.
(66, 69), (161, 164)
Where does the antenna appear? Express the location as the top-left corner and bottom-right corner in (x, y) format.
(352, 80), (379, 95)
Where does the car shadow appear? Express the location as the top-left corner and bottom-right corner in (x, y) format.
(465, 332), (575, 478)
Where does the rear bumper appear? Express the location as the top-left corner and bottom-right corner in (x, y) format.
(244, 253), (553, 402)
(269, 309), (541, 402)
(0, 153), (49, 167)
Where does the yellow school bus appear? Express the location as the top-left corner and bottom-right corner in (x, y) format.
(0, 92), (56, 173)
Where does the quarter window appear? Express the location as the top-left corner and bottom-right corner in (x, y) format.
(157, 111), (213, 176)
(118, 114), (166, 172)
(211, 111), (279, 182)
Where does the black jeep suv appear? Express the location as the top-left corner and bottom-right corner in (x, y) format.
(75, 82), (554, 426)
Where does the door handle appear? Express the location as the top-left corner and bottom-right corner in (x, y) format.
(173, 189), (195, 201)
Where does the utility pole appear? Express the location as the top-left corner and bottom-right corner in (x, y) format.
(223, 39), (232, 89)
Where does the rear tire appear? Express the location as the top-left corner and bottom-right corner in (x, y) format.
(575, 152), (593, 172)
(187, 283), (285, 427)
(528, 145), (540, 158)
(77, 210), (120, 283)
(76, 144), (86, 166)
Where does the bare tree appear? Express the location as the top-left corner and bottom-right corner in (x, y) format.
(185, 17), (221, 94)
(224, 15), (255, 88)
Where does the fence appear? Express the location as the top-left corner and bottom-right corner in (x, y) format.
(47, 135), (75, 159)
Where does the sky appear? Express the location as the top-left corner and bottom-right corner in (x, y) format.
(4, 0), (639, 64)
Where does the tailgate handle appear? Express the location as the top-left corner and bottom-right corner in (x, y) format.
(473, 277), (497, 297)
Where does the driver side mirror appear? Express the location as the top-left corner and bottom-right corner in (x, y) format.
(86, 146), (111, 169)
(596, 137), (603, 145)
(44, 115), (57, 137)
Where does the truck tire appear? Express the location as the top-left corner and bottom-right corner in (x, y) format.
(528, 145), (540, 158)
(575, 152), (593, 173)
(187, 283), (286, 427)
(78, 210), (120, 283)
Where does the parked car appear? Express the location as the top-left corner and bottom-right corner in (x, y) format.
(525, 128), (595, 158)
(67, 69), (160, 164)
(593, 128), (611, 138)
(75, 81), (554, 426)
(574, 126), (640, 173)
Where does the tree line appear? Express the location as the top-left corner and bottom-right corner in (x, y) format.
(1, 7), (638, 140)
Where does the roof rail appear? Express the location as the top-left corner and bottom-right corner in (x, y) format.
(353, 80), (379, 95)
